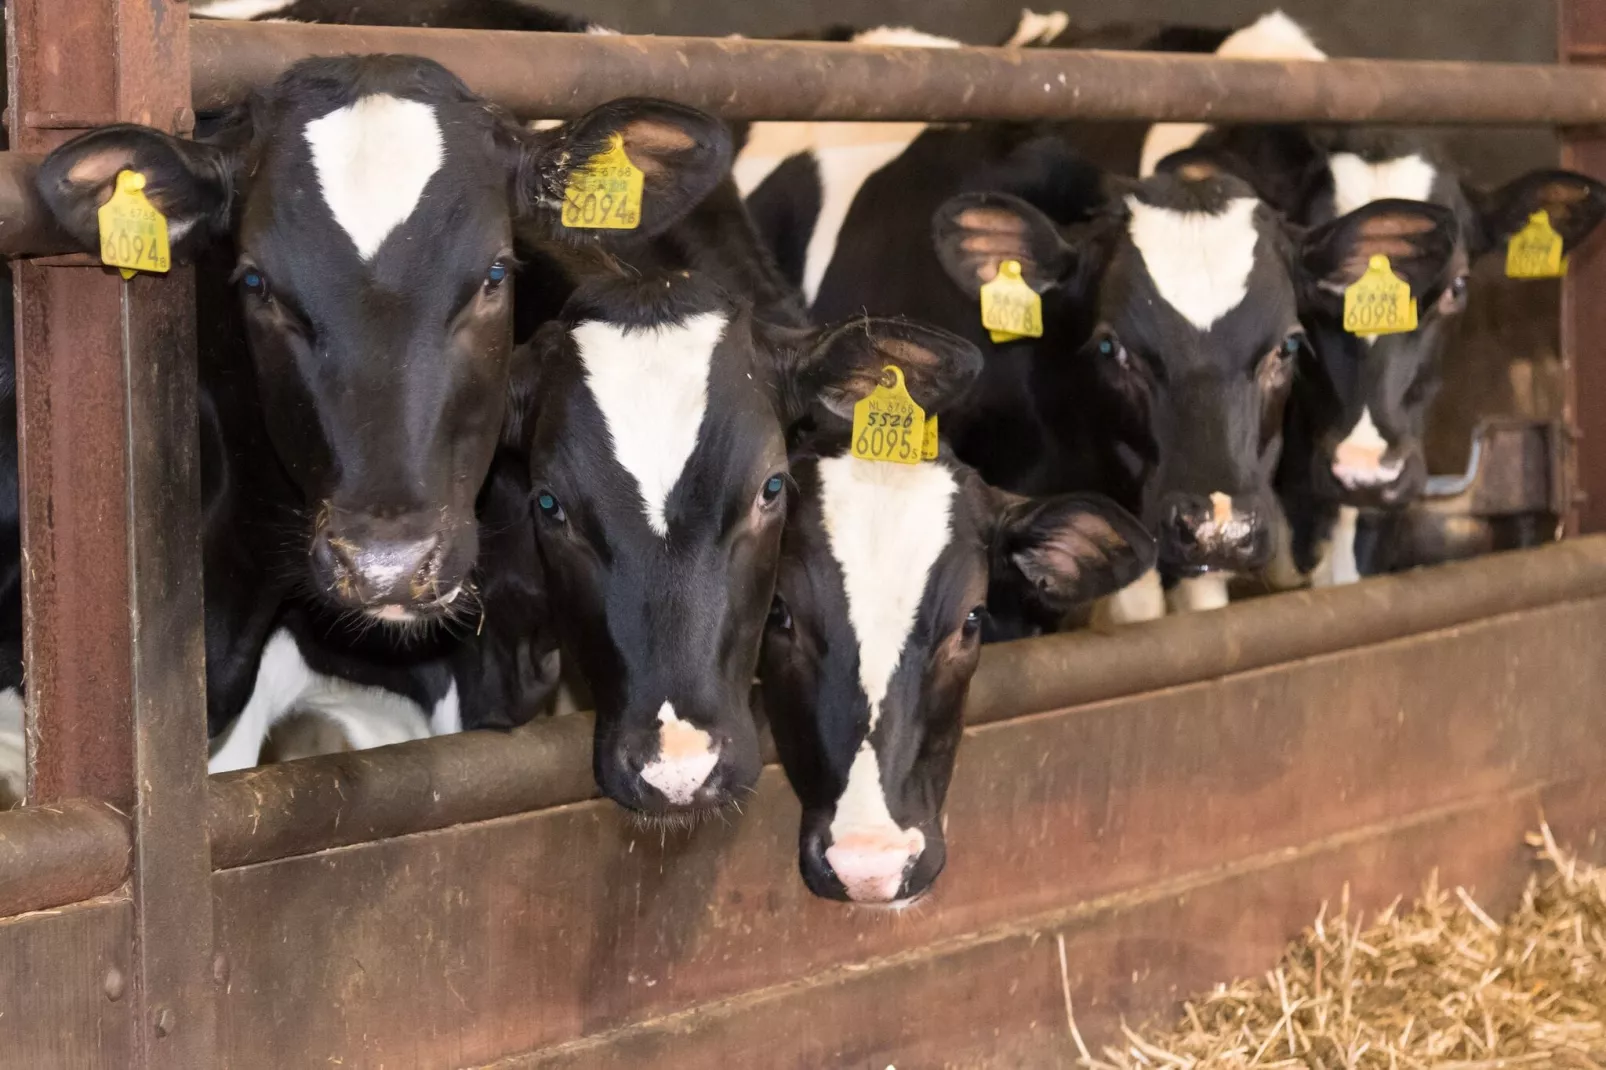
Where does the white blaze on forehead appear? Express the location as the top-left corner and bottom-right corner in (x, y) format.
(1127, 196), (1261, 331)
(817, 454), (958, 721)
(639, 702), (720, 805)
(1140, 12), (1326, 176)
(1328, 153), (1437, 217)
(573, 312), (727, 537)
(305, 94), (445, 261)
(734, 26), (959, 305)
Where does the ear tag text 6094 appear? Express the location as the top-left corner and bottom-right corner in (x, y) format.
(561, 134), (644, 231)
(852, 365), (930, 466)
(97, 170), (170, 280)
(1506, 210), (1567, 279)
(1343, 254), (1417, 337)
(980, 259), (1043, 343)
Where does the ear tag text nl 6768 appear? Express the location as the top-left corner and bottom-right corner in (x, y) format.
(561, 134), (645, 230)
(980, 259), (1043, 344)
(852, 365), (928, 466)
(1506, 210), (1567, 279)
(1343, 254), (1417, 337)
(98, 170), (171, 280)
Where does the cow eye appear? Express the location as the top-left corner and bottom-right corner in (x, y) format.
(759, 472), (786, 507)
(962, 605), (986, 640)
(1095, 332), (1130, 370)
(534, 490), (566, 523)
(1278, 333), (1305, 362)
(240, 268), (269, 299)
(484, 259), (511, 293)
(1450, 274), (1469, 301)
(767, 596), (793, 633)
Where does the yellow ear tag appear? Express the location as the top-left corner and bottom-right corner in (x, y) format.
(1343, 254), (1417, 337)
(980, 259), (1043, 343)
(851, 365), (928, 466)
(921, 413), (940, 461)
(97, 170), (171, 280)
(1506, 210), (1567, 279)
(561, 134), (645, 230)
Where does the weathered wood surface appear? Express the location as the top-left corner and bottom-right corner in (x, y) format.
(0, 898), (133, 1069)
(199, 593), (1606, 1069)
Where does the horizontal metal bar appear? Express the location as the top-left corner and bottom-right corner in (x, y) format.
(206, 536), (1606, 870)
(187, 21), (1606, 125)
(0, 154), (79, 259)
(0, 798), (131, 916)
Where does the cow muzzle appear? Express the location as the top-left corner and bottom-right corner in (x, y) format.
(311, 508), (474, 619)
(1158, 492), (1270, 574)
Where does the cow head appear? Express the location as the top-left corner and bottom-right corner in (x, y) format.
(1298, 137), (1606, 507)
(763, 424), (1152, 903)
(36, 56), (729, 621)
(933, 168), (1456, 577)
(517, 270), (980, 815)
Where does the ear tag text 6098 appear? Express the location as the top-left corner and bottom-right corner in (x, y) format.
(980, 259), (1043, 343)
(852, 365), (930, 466)
(97, 170), (170, 280)
(1343, 254), (1417, 337)
(561, 134), (644, 230)
(1506, 210), (1567, 279)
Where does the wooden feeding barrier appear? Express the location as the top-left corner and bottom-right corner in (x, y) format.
(2, 1), (1606, 1066)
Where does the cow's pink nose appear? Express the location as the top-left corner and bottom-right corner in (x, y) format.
(825, 828), (925, 903)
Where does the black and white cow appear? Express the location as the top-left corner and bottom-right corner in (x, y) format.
(762, 375), (1153, 904)
(36, 56), (731, 622)
(929, 170), (1459, 619)
(514, 269), (981, 814)
(1140, 12), (1606, 598)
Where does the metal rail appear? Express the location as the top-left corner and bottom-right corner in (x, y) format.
(188, 21), (1606, 124)
(201, 537), (1606, 872)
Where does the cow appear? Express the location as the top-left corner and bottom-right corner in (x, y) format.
(35, 56), (732, 622)
(514, 269), (982, 814)
(1138, 12), (1606, 605)
(761, 362), (1154, 904)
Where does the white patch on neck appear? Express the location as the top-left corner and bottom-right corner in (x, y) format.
(430, 680), (462, 736)
(1140, 12), (1326, 176)
(734, 27), (959, 305)
(573, 312), (726, 537)
(818, 455), (958, 722)
(305, 94), (445, 261)
(0, 688), (23, 808)
(1167, 574), (1231, 613)
(1127, 196), (1261, 330)
(1312, 505), (1362, 587)
(1333, 406), (1404, 489)
(190, 0), (295, 18)
(1094, 567), (1166, 625)
(1004, 9), (1070, 47)
(1328, 153), (1437, 217)
(208, 630), (434, 773)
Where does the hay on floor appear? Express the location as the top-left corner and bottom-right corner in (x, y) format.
(1077, 824), (1606, 1069)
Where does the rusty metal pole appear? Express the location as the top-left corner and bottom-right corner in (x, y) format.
(7, 0), (215, 1064)
(1562, 0), (1606, 534)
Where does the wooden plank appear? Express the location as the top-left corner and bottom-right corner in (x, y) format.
(8, 0), (214, 1063)
(508, 783), (1592, 1069)
(210, 595), (1606, 1069)
(0, 898), (134, 1069)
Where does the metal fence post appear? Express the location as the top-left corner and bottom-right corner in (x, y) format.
(6, 0), (215, 1065)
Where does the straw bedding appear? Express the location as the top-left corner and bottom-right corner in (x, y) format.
(1075, 825), (1606, 1069)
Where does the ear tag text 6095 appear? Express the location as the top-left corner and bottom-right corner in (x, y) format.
(852, 365), (930, 466)
(980, 259), (1043, 343)
(1506, 210), (1567, 279)
(561, 134), (645, 231)
(1343, 254), (1417, 337)
(97, 170), (170, 280)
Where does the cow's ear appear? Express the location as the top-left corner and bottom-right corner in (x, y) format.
(35, 124), (237, 258)
(989, 491), (1156, 612)
(521, 98), (731, 238)
(932, 192), (1084, 300)
(773, 316), (983, 424)
(1470, 169), (1606, 256)
(1299, 198), (1458, 315)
